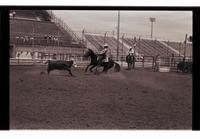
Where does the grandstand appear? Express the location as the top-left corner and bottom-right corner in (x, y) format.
(9, 10), (192, 70)
(10, 10), (86, 62)
(84, 33), (185, 58)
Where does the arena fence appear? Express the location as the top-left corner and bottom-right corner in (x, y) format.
(10, 55), (192, 73)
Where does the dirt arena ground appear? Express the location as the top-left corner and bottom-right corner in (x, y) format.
(10, 65), (192, 129)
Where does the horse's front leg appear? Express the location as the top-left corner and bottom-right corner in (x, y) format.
(89, 65), (96, 72)
(85, 64), (91, 72)
(66, 68), (73, 76)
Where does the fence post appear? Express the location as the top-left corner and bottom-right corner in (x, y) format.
(142, 56), (145, 68)
(17, 52), (20, 64)
(152, 56), (154, 70)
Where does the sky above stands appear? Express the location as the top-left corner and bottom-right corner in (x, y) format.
(53, 10), (192, 42)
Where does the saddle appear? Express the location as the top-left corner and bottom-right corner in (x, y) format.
(126, 55), (134, 63)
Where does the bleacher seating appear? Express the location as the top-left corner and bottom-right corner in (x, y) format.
(9, 9), (87, 50)
(10, 18), (83, 48)
(10, 19), (70, 37)
(163, 41), (192, 57)
(85, 34), (128, 57)
(85, 34), (186, 59)
(123, 38), (179, 57)
(10, 10), (51, 21)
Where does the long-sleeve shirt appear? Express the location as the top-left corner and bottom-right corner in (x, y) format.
(128, 49), (134, 55)
(99, 48), (108, 55)
(99, 48), (111, 62)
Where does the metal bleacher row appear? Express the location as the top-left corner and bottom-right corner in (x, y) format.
(10, 18), (82, 48)
(124, 38), (178, 57)
(163, 41), (192, 57)
(85, 34), (128, 57)
(84, 33), (193, 61)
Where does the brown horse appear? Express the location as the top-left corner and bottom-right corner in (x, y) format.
(83, 48), (120, 73)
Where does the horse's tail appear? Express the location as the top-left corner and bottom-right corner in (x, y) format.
(114, 62), (120, 72)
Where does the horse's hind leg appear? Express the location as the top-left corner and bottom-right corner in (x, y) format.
(68, 69), (73, 76)
(102, 66), (107, 73)
(67, 69), (73, 76)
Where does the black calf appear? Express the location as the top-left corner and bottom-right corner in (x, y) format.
(45, 60), (74, 76)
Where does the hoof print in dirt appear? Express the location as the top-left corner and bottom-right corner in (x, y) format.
(19, 79), (23, 82)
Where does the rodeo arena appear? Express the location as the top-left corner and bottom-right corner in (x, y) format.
(10, 10), (192, 129)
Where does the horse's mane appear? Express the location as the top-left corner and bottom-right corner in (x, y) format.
(88, 48), (93, 52)
(88, 48), (96, 55)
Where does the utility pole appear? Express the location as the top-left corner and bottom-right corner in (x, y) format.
(122, 34), (124, 57)
(32, 27), (35, 64)
(183, 34), (187, 62)
(104, 32), (107, 44)
(150, 17), (156, 39)
(116, 10), (120, 61)
(121, 34), (124, 67)
(58, 31), (60, 60)
(179, 42), (181, 57)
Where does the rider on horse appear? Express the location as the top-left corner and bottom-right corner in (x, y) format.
(126, 47), (135, 70)
(98, 44), (111, 64)
(128, 47), (134, 56)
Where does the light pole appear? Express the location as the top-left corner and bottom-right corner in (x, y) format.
(150, 17), (156, 39)
(31, 27), (35, 64)
(82, 28), (85, 43)
(116, 10), (120, 61)
(104, 32), (107, 44)
(183, 34), (187, 61)
(121, 34), (125, 66)
(179, 42), (181, 57)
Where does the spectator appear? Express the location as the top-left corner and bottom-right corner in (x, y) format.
(153, 54), (160, 72)
(13, 12), (16, 18)
(171, 53), (175, 67)
(9, 13), (13, 18)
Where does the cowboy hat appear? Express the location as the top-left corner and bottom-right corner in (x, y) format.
(103, 44), (108, 48)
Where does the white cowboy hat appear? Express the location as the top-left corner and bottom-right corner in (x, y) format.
(103, 44), (108, 47)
